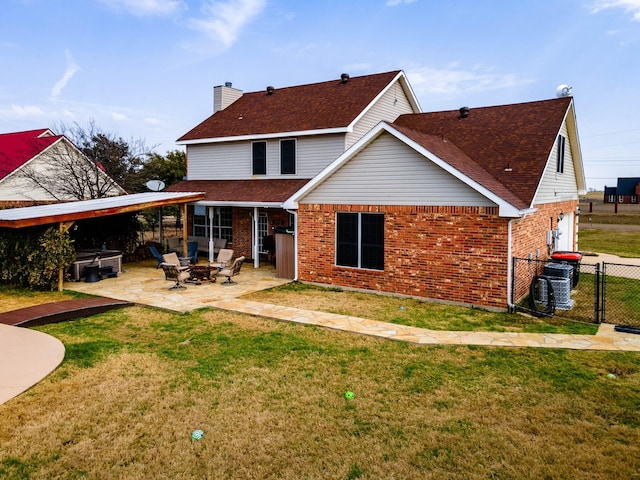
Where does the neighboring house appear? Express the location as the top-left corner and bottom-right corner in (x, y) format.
(172, 70), (585, 310)
(169, 71), (421, 263)
(603, 178), (640, 204)
(0, 128), (125, 208)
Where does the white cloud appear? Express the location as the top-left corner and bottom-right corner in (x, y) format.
(592, 0), (640, 20)
(189, 0), (266, 48)
(145, 117), (161, 125)
(386, 0), (417, 6)
(111, 112), (128, 121)
(406, 63), (531, 97)
(10, 104), (45, 117)
(51, 50), (80, 99)
(98, 0), (183, 17)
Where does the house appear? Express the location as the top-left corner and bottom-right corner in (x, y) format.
(0, 128), (125, 208)
(284, 97), (585, 309)
(168, 71), (421, 264)
(172, 70), (585, 310)
(603, 178), (640, 204)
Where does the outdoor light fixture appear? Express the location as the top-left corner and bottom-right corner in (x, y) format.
(576, 206), (581, 216)
(557, 212), (564, 223)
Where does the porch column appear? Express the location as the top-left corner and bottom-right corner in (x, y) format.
(253, 206), (259, 268)
(58, 221), (75, 292)
(208, 206), (214, 263)
(181, 204), (188, 258)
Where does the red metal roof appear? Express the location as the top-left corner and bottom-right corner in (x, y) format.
(0, 129), (60, 181)
(167, 179), (311, 204)
(393, 97), (573, 207)
(177, 71), (402, 142)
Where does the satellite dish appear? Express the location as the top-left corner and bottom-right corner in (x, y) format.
(145, 179), (165, 191)
(556, 84), (572, 98)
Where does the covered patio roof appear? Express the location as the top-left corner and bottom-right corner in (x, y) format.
(166, 179), (311, 207)
(0, 192), (205, 229)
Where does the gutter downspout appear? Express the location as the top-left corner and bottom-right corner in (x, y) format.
(506, 218), (516, 310)
(286, 209), (298, 281)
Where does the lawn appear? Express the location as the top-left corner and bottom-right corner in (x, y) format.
(244, 282), (598, 335)
(579, 229), (640, 258)
(1, 294), (639, 478)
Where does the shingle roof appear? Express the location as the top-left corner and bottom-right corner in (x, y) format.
(177, 71), (402, 142)
(0, 129), (59, 181)
(393, 97), (573, 207)
(167, 179), (311, 204)
(616, 177), (640, 195)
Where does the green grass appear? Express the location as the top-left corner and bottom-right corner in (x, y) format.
(1, 304), (638, 479)
(245, 282), (599, 335)
(579, 229), (640, 257)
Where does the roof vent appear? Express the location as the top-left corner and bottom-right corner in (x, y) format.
(225, 82), (232, 88)
(340, 73), (350, 84)
(266, 85), (275, 95)
(459, 106), (470, 118)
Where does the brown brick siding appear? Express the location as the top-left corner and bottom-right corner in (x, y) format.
(298, 204), (510, 309)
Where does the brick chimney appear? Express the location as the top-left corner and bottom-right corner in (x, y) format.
(213, 82), (242, 113)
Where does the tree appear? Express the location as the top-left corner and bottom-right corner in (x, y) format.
(135, 150), (186, 191)
(55, 120), (157, 194)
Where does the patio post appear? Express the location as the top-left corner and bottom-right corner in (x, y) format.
(181, 203), (188, 258)
(58, 221), (74, 292)
(253, 206), (259, 268)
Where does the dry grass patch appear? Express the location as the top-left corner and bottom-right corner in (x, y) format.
(1, 304), (638, 478)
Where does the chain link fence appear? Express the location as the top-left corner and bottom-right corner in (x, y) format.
(602, 263), (640, 328)
(511, 258), (600, 323)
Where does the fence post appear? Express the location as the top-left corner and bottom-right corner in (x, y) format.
(594, 263), (600, 324)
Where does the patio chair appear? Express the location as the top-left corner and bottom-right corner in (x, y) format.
(149, 246), (164, 268)
(218, 256), (245, 286)
(162, 252), (190, 270)
(160, 263), (190, 290)
(210, 248), (234, 269)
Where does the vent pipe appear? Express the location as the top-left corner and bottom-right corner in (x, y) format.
(459, 106), (470, 118)
(340, 73), (350, 84)
(266, 86), (275, 95)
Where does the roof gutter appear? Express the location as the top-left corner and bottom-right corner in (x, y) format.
(177, 127), (350, 145)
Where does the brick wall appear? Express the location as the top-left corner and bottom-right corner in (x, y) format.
(298, 204), (511, 309)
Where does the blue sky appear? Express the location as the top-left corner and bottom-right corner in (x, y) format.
(1, 0), (639, 190)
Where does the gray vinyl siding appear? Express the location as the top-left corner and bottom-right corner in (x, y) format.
(534, 121), (579, 205)
(301, 132), (497, 206)
(186, 134), (345, 180)
(346, 81), (416, 148)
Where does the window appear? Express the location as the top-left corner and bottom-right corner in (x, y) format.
(336, 212), (384, 270)
(280, 139), (296, 174)
(608, 195), (615, 203)
(252, 141), (266, 175)
(632, 195), (637, 204)
(193, 206), (232, 244)
(619, 195), (624, 204)
(556, 135), (566, 173)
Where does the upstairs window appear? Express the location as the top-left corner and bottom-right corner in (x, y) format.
(252, 141), (266, 175)
(336, 212), (384, 270)
(556, 135), (566, 174)
(280, 139), (296, 174)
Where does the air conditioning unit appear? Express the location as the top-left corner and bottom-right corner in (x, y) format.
(539, 276), (574, 310)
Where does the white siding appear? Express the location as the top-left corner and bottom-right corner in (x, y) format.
(301, 132), (497, 206)
(534, 120), (579, 205)
(346, 81), (416, 148)
(187, 134), (346, 180)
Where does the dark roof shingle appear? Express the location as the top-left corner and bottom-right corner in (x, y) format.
(393, 97), (572, 207)
(167, 179), (311, 203)
(178, 71), (401, 142)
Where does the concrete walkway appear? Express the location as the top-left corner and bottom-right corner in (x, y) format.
(2, 259), (640, 405)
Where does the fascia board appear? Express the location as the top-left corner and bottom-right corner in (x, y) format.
(346, 71), (422, 131)
(195, 201), (283, 208)
(177, 127), (349, 145)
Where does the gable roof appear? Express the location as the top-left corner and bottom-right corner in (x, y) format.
(0, 129), (60, 181)
(393, 97), (575, 207)
(616, 177), (640, 195)
(177, 70), (419, 144)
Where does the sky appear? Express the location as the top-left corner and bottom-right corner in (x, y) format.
(1, 0), (639, 191)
